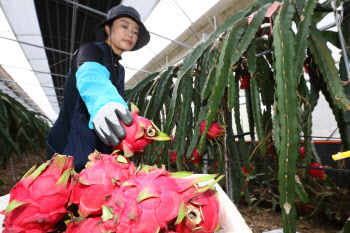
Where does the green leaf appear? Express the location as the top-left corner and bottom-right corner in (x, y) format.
(102, 205), (114, 221)
(5, 200), (27, 214)
(175, 200), (186, 225)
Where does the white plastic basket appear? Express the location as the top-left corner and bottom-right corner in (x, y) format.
(191, 174), (252, 233)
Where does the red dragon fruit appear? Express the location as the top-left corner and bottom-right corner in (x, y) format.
(308, 162), (326, 179)
(300, 146), (305, 159)
(69, 151), (135, 217)
(171, 150), (177, 163)
(190, 148), (203, 166)
(114, 103), (170, 157)
(200, 121), (226, 141)
(175, 189), (220, 233)
(240, 75), (251, 89)
(171, 150), (185, 164)
(2, 154), (75, 232)
(242, 164), (255, 175)
(69, 160), (223, 232)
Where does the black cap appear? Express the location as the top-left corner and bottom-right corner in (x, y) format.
(94, 5), (150, 51)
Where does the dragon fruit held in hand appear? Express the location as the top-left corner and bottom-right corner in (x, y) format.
(114, 103), (170, 157)
(2, 154), (75, 233)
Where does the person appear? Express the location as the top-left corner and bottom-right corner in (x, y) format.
(46, 5), (150, 172)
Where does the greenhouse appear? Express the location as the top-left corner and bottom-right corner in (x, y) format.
(0, 0), (349, 232)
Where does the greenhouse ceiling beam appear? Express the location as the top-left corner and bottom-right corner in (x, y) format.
(0, 79), (65, 91)
(0, 36), (72, 56)
(64, 0), (194, 50)
(0, 64), (67, 78)
(70, 0), (78, 56)
(123, 66), (153, 74)
(9, 89), (63, 98)
(0, 40), (151, 75)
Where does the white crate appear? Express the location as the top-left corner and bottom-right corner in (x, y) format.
(191, 174), (252, 233)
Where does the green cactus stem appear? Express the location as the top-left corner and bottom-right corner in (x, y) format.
(273, 1), (299, 232)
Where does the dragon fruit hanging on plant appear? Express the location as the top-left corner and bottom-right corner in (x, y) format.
(200, 121), (226, 141)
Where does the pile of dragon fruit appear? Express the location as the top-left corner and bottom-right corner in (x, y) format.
(1, 104), (223, 232)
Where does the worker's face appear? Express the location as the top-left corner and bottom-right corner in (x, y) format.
(105, 17), (139, 55)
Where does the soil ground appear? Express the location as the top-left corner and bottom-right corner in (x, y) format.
(0, 153), (343, 233)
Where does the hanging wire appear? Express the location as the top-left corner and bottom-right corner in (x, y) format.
(171, 0), (200, 41)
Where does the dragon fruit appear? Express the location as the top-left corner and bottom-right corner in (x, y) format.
(242, 164), (255, 175)
(66, 158), (223, 232)
(200, 121), (226, 141)
(114, 103), (170, 157)
(190, 148), (203, 166)
(175, 189), (220, 233)
(300, 146), (305, 159)
(308, 162), (326, 179)
(2, 154), (75, 232)
(239, 75), (251, 89)
(69, 151), (136, 217)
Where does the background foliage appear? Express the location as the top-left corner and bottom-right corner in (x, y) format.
(125, 0), (350, 232)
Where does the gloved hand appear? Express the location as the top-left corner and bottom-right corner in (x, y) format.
(92, 102), (133, 146)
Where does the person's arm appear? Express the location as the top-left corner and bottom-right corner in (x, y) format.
(74, 43), (132, 146)
(76, 61), (127, 129)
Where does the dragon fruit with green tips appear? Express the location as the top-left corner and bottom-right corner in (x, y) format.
(1, 154), (75, 233)
(67, 159), (223, 232)
(68, 151), (136, 218)
(114, 103), (170, 157)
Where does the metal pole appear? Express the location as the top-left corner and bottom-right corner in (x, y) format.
(70, 0), (78, 56)
(64, 0), (194, 50)
(213, 15), (217, 30)
(1, 63), (67, 78)
(0, 36), (72, 56)
(171, 0), (200, 41)
(203, 153), (208, 174)
(9, 89), (63, 98)
(332, 1), (350, 79)
(123, 66), (153, 74)
(255, 49), (272, 58)
(0, 79), (65, 90)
